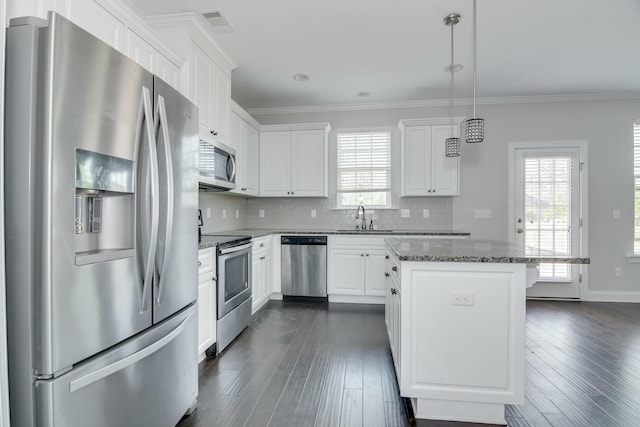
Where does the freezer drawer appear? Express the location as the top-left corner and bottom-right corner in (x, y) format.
(34, 306), (197, 427)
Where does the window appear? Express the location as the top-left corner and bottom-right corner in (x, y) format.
(336, 130), (391, 208)
(634, 120), (640, 254)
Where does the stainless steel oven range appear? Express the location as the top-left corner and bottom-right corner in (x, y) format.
(203, 235), (252, 355)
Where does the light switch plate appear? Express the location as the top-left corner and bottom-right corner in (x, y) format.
(423, 209), (430, 218)
(613, 209), (621, 220)
(235, 209), (240, 219)
(259, 209), (265, 218)
(311, 209), (317, 218)
(400, 209), (410, 218)
(474, 209), (492, 219)
(222, 209), (227, 219)
(206, 208), (211, 218)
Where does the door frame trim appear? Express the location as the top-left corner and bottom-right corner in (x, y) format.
(508, 140), (589, 298)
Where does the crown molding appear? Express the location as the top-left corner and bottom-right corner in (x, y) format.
(247, 92), (640, 116)
(230, 99), (262, 129)
(145, 12), (237, 71)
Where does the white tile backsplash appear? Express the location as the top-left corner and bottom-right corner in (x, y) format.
(200, 193), (453, 232)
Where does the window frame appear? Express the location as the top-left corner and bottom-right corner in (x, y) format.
(335, 128), (392, 209)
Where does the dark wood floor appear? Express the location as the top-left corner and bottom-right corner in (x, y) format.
(177, 300), (640, 427)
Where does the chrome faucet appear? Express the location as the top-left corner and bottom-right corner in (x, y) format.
(355, 205), (366, 231)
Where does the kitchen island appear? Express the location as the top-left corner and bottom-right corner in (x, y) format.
(384, 237), (589, 425)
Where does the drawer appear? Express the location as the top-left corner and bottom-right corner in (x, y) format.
(330, 235), (388, 249)
(253, 235), (271, 251)
(198, 248), (215, 276)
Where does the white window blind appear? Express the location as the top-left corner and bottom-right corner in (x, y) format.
(336, 131), (391, 207)
(523, 156), (573, 280)
(634, 121), (640, 254)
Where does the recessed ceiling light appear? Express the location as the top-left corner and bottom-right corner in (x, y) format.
(293, 73), (309, 82)
(444, 64), (464, 73)
(357, 92), (371, 97)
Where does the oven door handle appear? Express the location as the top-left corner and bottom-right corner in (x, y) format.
(219, 242), (253, 255)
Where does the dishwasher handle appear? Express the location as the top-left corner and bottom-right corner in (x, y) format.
(281, 235), (327, 245)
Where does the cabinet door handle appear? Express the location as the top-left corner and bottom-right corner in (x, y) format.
(260, 243), (265, 247)
(385, 255), (389, 259)
(366, 253), (369, 257)
(392, 266), (398, 272)
(361, 254), (364, 257)
(260, 256), (265, 260)
(391, 288), (397, 295)
(198, 261), (202, 267)
(385, 272), (390, 277)
(210, 130), (218, 136)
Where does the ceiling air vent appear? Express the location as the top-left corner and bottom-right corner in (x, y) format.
(202, 10), (235, 33)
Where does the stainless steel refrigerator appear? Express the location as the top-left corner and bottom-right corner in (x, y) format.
(4, 12), (199, 427)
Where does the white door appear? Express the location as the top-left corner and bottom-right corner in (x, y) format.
(511, 144), (586, 299)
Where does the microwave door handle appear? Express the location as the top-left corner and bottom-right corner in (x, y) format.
(227, 154), (236, 182)
(155, 95), (174, 305)
(219, 242), (253, 255)
(137, 86), (159, 312)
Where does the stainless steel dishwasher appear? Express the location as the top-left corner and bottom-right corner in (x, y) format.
(281, 236), (327, 298)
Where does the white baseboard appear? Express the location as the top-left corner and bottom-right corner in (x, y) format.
(583, 291), (640, 303)
(328, 294), (384, 305)
(269, 293), (283, 300)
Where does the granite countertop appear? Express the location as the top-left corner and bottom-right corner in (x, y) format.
(198, 229), (470, 250)
(385, 237), (591, 264)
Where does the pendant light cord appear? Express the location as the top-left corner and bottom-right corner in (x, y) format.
(472, 0), (477, 119)
(450, 19), (455, 132)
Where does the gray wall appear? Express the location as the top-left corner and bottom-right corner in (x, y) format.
(204, 97), (640, 300)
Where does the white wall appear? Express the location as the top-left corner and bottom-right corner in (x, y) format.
(252, 97), (640, 299)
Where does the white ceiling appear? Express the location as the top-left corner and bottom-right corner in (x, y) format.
(127, 0), (640, 110)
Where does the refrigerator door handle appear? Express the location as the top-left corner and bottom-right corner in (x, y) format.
(138, 86), (160, 312)
(155, 95), (174, 304)
(68, 313), (190, 393)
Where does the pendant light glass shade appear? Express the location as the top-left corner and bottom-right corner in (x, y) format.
(445, 136), (461, 157)
(465, 0), (484, 143)
(444, 13), (460, 157)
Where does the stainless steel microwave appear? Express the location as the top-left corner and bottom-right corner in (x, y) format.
(199, 140), (236, 191)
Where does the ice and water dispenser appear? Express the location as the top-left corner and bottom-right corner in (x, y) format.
(74, 149), (136, 265)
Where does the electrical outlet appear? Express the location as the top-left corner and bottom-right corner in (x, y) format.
(311, 209), (317, 218)
(451, 291), (474, 306)
(259, 209), (265, 218)
(235, 209), (239, 219)
(423, 209), (430, 218)
(401, 209), (410, 218)
(614, 267), (622, 277)
(613, 209), (621, 220)
(222, 209), (227, 219)
(206, 208), (211, 218)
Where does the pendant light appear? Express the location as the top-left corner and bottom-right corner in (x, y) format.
(444, 13), (461, 157)
(465, 0), (484, 143)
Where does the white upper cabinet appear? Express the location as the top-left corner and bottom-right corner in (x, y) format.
(259, 123), (330, 197)
(7, 0), (184, 91)
(229, 103), (260, 197)
(399, 118), (463, 196)
(147, 13), (237, 145)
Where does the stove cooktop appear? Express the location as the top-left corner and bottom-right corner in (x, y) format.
(200, 233), (252, 248)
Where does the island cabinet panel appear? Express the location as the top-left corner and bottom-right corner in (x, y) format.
(397, 262), (526, 424)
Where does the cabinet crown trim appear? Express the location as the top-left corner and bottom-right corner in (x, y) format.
(146, 12), (237, 71)
(260, 122), (332, 133)
(398, 117), (465, 129)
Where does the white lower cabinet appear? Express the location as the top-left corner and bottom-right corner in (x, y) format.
(197, 248), (216, 361)
(252, 236), (272, 313)
(385, 250), (401, 377)
(328, 236), (388, 303)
